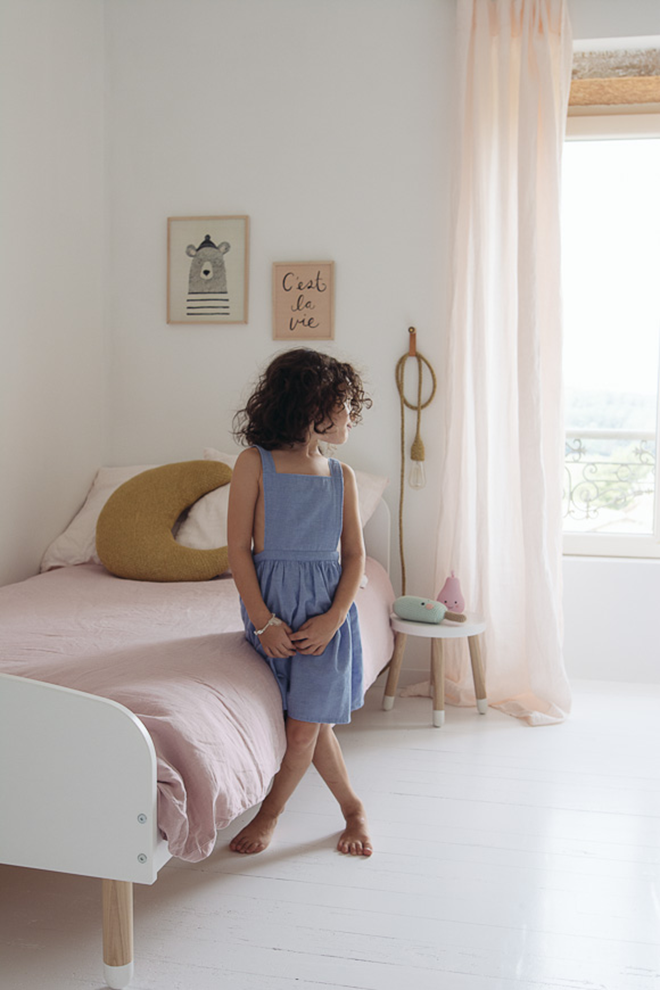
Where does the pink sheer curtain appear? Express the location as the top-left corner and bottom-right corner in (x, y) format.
(433, 0), (573, 725)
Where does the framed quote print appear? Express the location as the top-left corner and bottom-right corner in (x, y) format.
(167, 216), (249, 324)
(272, 261), (334, 340)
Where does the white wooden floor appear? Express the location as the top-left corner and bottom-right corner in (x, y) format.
(2, 675), (659, 990)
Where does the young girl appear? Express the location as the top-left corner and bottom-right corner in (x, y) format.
(227, 348), (373, 857)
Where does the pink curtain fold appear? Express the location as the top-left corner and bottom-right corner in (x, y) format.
(433, 0), (573, 725)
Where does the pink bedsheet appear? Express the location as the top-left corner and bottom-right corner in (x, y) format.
(0, 559), (394, 861)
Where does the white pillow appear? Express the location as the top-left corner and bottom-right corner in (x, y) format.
(174, 448), (239, 550)
(174, 447), (388, 552)
(40, 450), (389, 571)
(40, 464), (155, 572)
(353, 468), (389, 527)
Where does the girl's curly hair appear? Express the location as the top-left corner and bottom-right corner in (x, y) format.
(233, 348), (372, 450)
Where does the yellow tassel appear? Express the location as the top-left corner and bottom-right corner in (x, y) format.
(411, 434), (425, 462)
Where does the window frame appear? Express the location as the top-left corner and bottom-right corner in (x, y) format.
(562, 111), (660, 559)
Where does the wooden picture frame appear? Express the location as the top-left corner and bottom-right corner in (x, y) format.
(272, 262), (334, 340)
(167, 216), (249, 324)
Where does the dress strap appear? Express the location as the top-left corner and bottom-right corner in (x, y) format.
(254, 446), (276, 474)
(329, 458), (345, 509)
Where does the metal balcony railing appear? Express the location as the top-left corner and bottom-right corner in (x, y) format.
(563, 429), (656, 526)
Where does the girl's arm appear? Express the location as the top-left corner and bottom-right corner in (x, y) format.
(227, 449), (296, 659)
(290, 463), (365, 656)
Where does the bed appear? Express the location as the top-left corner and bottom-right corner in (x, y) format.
(0, 456), (394, 989)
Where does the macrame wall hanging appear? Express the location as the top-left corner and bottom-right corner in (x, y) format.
(395, 327), (437, 595)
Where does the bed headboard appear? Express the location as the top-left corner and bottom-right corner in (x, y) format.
(363, 498), (391, 575)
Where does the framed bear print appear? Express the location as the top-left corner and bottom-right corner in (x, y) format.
(167, 216), (249, 324)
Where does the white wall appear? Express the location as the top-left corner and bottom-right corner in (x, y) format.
(0, 0), (107, 586)
(563, 557), (660, 681)
(104, 0), (454, 602)
(569, 0), (660, 45)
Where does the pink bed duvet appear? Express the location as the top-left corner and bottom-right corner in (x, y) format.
(0, 560), (394, 861)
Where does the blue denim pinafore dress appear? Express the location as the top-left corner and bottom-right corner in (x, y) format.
(240, 446), (364, 724)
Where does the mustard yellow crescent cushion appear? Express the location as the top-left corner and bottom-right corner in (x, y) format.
(96, 460), (232, 581)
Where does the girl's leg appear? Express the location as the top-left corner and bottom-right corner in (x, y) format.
(312, 724), (373, 856)
(230, 717), (321, 854)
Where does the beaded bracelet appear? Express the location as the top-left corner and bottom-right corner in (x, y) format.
(254, 613), (282, 636)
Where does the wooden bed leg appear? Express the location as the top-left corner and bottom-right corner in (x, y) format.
(102, 879), (134, 989)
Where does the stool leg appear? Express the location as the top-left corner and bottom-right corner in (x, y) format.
(431, 638), (445, 727)
(468, 635), (488, 714)
(383, 633), (407, 711)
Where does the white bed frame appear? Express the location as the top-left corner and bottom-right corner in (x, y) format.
(0, 498), (391, 989)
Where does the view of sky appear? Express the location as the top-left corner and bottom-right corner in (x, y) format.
(562, 136), (660, 414)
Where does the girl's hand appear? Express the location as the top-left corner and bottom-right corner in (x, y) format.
(290, 612), (342, 656)
(258, 621), (297, 659)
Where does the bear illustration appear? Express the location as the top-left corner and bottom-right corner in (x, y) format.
(185, 234), (231, 317)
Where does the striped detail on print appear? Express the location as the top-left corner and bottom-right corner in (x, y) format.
(186, 293), (230, 317)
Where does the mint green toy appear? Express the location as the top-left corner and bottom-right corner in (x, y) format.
(393, 595), (467, 625)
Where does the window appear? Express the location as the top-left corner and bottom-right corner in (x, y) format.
(562, 114), (660, 557)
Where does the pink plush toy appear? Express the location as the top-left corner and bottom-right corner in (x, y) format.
(437, 571), (465, 613)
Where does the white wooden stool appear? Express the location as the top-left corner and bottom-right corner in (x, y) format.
(382, 612), (487, 726)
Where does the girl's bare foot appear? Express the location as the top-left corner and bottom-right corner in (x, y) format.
(229, 810), (279, 854)
(337, 809), (373, 857)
